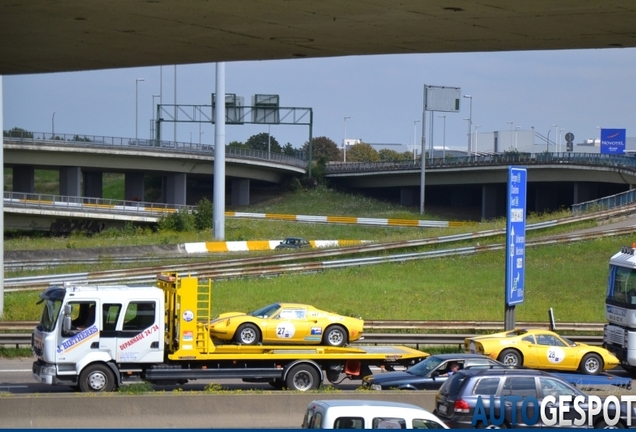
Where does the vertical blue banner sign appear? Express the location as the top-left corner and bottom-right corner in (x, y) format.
(506, 166), (527, 306)
(600, 128), (626, 154)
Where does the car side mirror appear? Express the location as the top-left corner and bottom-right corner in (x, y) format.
(431, 371), (440, 378)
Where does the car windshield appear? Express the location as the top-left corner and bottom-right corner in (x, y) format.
(406, 356), (444, 376)
(247, 303), (281, 319)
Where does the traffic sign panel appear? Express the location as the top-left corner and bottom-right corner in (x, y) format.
(506, 166), (527, 306)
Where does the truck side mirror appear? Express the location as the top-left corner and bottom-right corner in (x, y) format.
(62, 315), (72, 334)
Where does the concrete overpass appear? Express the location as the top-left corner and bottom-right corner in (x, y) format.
(2, 2), (636, 75)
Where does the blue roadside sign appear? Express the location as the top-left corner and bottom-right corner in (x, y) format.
(506, 166), (527, 306)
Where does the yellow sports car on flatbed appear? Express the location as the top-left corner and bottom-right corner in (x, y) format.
(464, 328), (619, 375)
(209, 302), (364, 347)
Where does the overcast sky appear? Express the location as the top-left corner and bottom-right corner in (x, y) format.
(3, 47), (635, 153)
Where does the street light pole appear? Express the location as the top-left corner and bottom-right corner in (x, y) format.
(463, 95), (473, 154)
(51, 112), (55, 139)
(343, 116), (350, 162)
(135, 78), (145, 143)
(438, 115), (446, 160)
(515, 126), (521, 150)
(413, 120), (420, 162)
(151, 94), (160, 139)
(474, 125), (481, 156)
(546, 129), (552, 153)
(507, 121), (513, 149)
(552, 124), (558, 152)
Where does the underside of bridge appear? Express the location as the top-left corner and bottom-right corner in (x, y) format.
(2, 2), (636, 75)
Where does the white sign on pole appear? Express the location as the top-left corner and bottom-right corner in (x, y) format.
(424, 86), (461, 112)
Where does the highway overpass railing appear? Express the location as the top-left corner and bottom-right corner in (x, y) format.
(572, 188), (636, 215)
(3, 131), (307, 168)
(325, 152), (636, 173)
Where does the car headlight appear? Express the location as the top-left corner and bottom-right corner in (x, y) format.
(370, 384), (382, 391)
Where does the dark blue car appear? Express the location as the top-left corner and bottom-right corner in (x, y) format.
(361, 353), (503, 391)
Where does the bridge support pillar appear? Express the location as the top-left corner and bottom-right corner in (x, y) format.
(166, 173), (187, 205)
(12, 166), (35, 193)
(482, 184), (498, 221)
(231, 178), (250, 206)
(83, 171), (103, 198)
(125, 172), (145, 201)
(573, 182), (595, 204)
(59, 167), (81, 197)
(400, 187), (417, 207)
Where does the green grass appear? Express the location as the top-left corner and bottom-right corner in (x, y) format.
(2, 234), (622, 323)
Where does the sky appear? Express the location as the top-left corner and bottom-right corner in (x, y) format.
(3, 47), (636, 154)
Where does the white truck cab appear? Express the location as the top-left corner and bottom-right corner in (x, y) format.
(301, 399), (448, 429)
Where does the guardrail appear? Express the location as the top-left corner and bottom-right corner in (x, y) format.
(0, 320), (605, 349)
(0, 332), (604, 350)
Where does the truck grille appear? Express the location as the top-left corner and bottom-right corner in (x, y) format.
(604, 325), (625, 346)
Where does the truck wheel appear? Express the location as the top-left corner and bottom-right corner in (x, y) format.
(498, 349), (522, 368)
(579, 353), (603, 375)
(78, 364), (116, 392)
(285, 364), (320, 391)
(323, 325), (347, 347)
(234, 323), (261, 345)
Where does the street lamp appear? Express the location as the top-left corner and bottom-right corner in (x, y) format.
(507, 121), (513, 149)
(463, 95), (473, 154)
(559, 128), (565, 153)
(474, 125), (481, 156)
(343, 116), (351, 162)
(151, 94), (160, 139)
(515, 126), (521, 150)
(51, 112), (56, 139)
(438, 115), (446, 160)
(135, 78), (145, 143)
(552, 124), (558, 152)
(546, 129), (552, 153)
(413, 120), (420, 162)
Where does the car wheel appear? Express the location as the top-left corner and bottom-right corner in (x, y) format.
(234, 323), (261, 345)
(78, 364), (116, 392)
(580, 353), (604, 375)
(285, 364), (321, 391)
(476, 422), (507, 429)
(498, 348), (522, 367)
(594, 419), (625, 429)
(323, 325), (348, 347)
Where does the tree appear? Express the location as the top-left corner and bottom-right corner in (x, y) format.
(228, 140), (249, 149)
(246, 132), (282, 153)
(282, 142), (295, 156)
(378, 149), (409, 162)
(302, 136), (341, 162)
(347, 142), (380, 162)
(4, 127), (33, 138)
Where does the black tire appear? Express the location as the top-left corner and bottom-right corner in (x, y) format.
(234, 323), (261, 345)
(285, 364), (321, 391)
(322, 325), (348, 347)
(476, 422), (507, 429)
(78, 364), (116, 392)
(498, 348), (522, 368)
(594, 419), (625, 429)
(579, 353), (604, 375)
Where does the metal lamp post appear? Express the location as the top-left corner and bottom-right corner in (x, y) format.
(151, 94), (160, 139)
(515, 126), (521, 150)
(438, 115), (446, 160)
(343, 116), (350, 162)
(463, 95), (473, 154)
(474, 125), (481, 155)
(552, 124), (558, 152)
(413, 120), (420, 162)
(135, 78), (145, 143)
(507, 121), (513, 149)
(51, 112), (55, 139)
(546, 129), (552, 152)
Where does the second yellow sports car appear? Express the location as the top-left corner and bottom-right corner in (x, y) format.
(464, 328), (619, 375)
(208, 302), (364, 347)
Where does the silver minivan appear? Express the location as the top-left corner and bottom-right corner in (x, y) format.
(302, 399), (448, 429)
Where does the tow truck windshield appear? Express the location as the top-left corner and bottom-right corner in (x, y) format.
(36, 287), (66, 332)
(607, 265), (636, 308)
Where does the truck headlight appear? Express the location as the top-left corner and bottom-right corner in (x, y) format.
(41, 365), (56, 376)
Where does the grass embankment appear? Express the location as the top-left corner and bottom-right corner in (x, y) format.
(1, 183), (620, 324)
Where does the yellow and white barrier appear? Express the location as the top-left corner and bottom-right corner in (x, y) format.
(183, 239), (370, 254)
